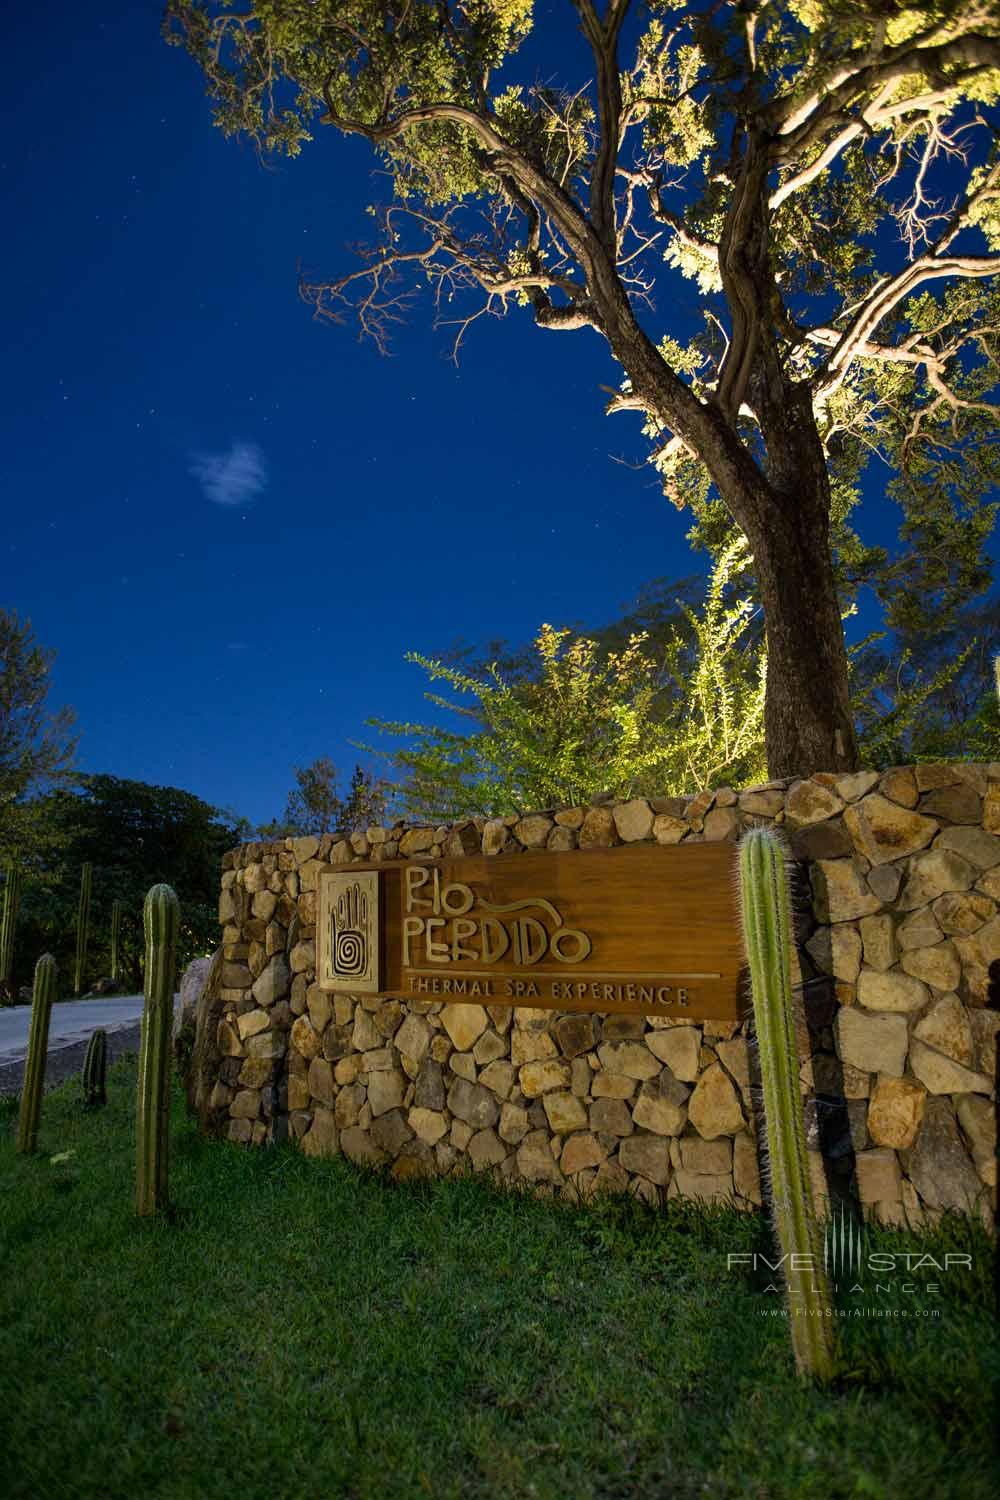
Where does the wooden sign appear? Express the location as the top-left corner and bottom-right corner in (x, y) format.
(318, 844), (744, 1020)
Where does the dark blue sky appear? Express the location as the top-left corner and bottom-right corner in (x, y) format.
(1, 2), (923, 826)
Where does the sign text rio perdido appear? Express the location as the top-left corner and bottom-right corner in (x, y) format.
(318, 844), (744, 1019)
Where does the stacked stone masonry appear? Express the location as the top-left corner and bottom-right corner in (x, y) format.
(210, 764), (1000, 1228)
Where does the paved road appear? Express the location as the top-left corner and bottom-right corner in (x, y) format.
(0, 997), (148, 1065)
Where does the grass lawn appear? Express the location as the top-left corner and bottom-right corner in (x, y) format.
(0, 1059), (996, 1499)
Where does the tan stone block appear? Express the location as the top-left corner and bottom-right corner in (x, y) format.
(835, 1007), (908, 1076)
(554, 807), (585, 828)
(859, 914), (897, 973)
(899, 941), (961, 992)
(217, 1020), (243, 1057)
(408, 1107), (448, 1145)
(863, 1080), (929, 1146)
(499, 1102), (530, 1144)
(229, 1089), (260, 1120)
(596, 1041), (660, 1080)
(613, 799), (654, 842)
(479, 1060), (515, 1099)
(652, 814), (687, 845)
(560, 1133), (606, 1175)
(519, 1059), (571, 1097)
(645, 1026), (701, 1081)
(931, 891), (995, 935)
(687, 1062), (744, 1139)
(473, 1030), (507, 1066)
(856, 1148), (902, 1205)
(237, 1008), (270, 1040)
(811, 860), (881, 921)
(669, 1169), (733, 1203)
(913, 994), (974, 1065)
(542, 1091), (589, 1134)
(516, 1129), (564, 1184)
(935, 826), (1000, 870)
(733, 1131), (762, 1204)
(955, 1093), (996, 1174)
(857, 967), (929, 1013)
(591, 1072), (636, 1099)
(514, 814), (552, 848)
(589, 1097), (634, 1135)
(307, 1056), (335, 1106)
(619, 1134), (671, 1186)
(580, 805), (619, 849)
(632, 1084), (686, 1136)
(703, 806), (740, 841)
(334, 1055), (362, 1086)
(449, 1051), (477, 1083)
(909, 1040), (991, 1095)
(290, 1015), (322, 1060)
(441, 1003), (488, 1052)
(896, 907), (943, 951)
(679, 1136), (732, 1174)
(368, 1068), (407, 1116)
(805, 924), (862, 982)
(843, 794), (937, 865)
(784, 779), (845, 826)
(738, 788), (784, 816)
(468, 1128), (507, 1169)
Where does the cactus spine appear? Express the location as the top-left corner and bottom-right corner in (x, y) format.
(738, 827), (836, 1382)
(82, 1027), (108, 1109)
(74, 862), (92, 996)
(1, 862), (22, 1000)
(135, 884), (180, 1216)
(16, 954), (58, 1153)
(110, 899), (123, 983)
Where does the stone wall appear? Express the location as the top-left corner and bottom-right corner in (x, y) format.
(210, 764), (1000, 1227)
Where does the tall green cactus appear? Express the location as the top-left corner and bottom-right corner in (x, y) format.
(16, 954), (57, 1153)
(136, 884), (180, 1216)
(738, 827), (836, 1382)
(110, 899), (123, 983)
(1, 862), (22, 1001)
(74, 862), (93, 996)
(82, 1027), (108, 1109)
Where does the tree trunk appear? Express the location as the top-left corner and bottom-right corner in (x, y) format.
(748, 508), (859, 778)
(740, 389), (860, 778)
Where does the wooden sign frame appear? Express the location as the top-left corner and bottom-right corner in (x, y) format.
(319, 843), (745, 1020)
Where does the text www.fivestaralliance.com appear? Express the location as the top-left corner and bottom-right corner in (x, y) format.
(757, 1307), (941, 1319)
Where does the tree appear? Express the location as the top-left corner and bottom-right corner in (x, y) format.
(166, 1), (1000, 778)
(0, 610), (77, 861)
(284, 756), (344, 835)
(14, 776), (243, 992)
(369, 540), (767, 815)
(281, 758), (388, 834)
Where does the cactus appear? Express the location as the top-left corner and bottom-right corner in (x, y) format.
(738, 827), (836, 1382)
(110, 899), (123, 983)
(16, 954), (58, 1153)
(1, 862), (22, 1001)
(135, 884), (180, 1216)
(82, 1027), (108, 1109)
(74, 862), (92, 996)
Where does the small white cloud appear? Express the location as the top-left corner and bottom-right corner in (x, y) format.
(190, 441), (267, 507)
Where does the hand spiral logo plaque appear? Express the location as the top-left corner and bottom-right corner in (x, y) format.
(321, 872), (380, 994)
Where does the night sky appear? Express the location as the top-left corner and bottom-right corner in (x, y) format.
(3, 2), (916, 827)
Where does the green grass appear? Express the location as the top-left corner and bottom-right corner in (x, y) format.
(0, 1060), (996, 1500)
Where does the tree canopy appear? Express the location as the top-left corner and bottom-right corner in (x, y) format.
(368, 540), (767, 815)
(0, 609), (76, 861)
(12, 776), (242, 993)
(167, 0), (1000, 777)
(258, 758), (389, 836)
